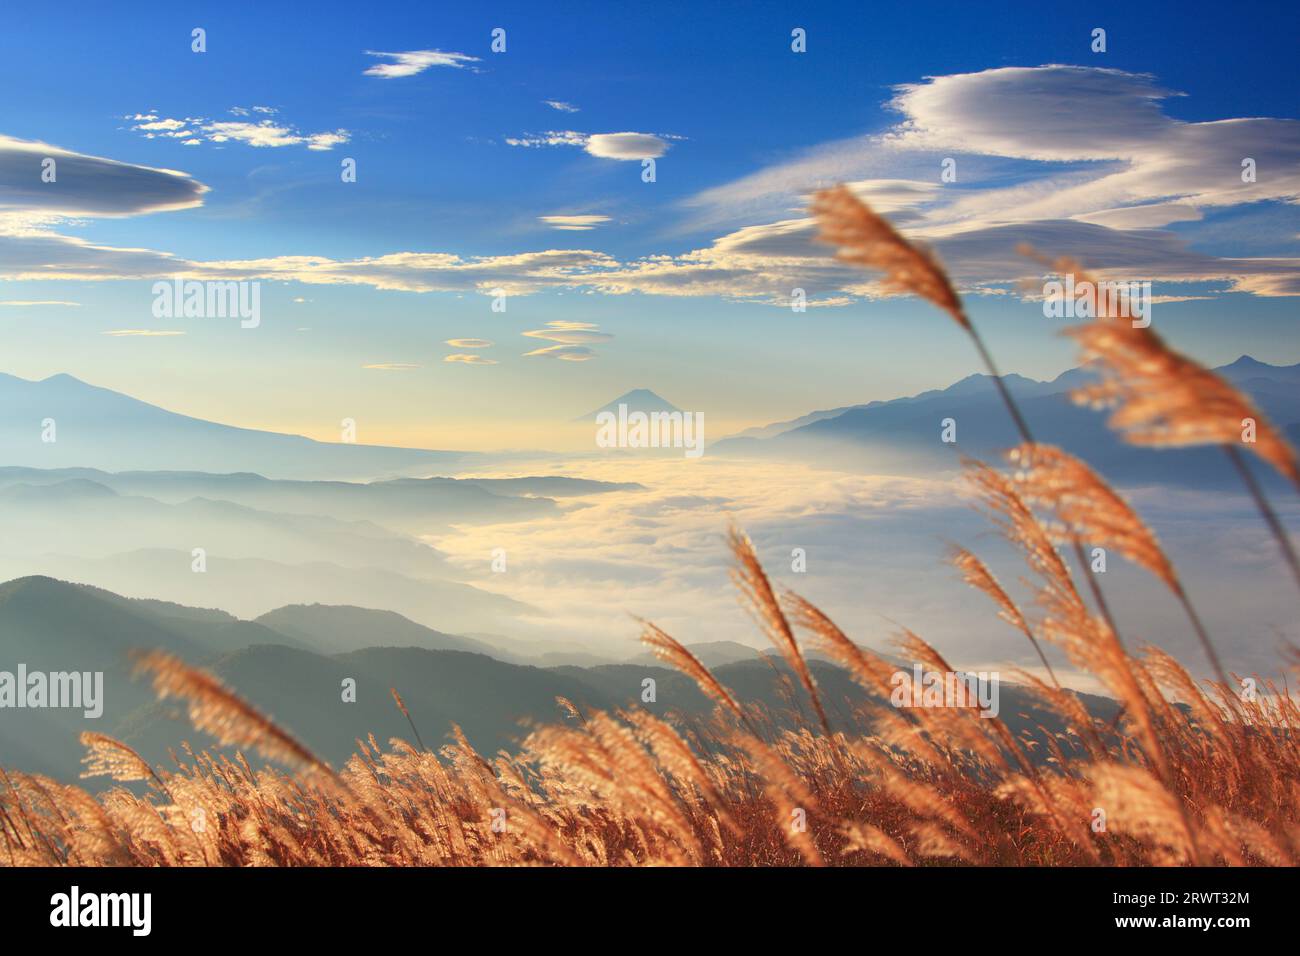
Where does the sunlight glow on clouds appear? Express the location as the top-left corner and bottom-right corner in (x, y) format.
(522, 344), (597, 361)
(523, 320), (612, 349)
(522, 321), (611, 361)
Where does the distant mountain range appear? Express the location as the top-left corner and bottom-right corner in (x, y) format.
(0, 466), (593, 533)
(713, 356), (1300, 488)
(0, 465), (641, 633)
(0, 371), (467, 479)
(0, 576), (1120, 783)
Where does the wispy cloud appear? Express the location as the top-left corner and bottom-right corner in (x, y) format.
(522, 320), (613, 346)
(363, 49), (480, 78)
(522, 344), (596, 361)
(521, 322), (611, 361)
(0, 300), (80, 307)
(444, 338), (494, 348)
(362, 362), (420, 370)
(445, 353), (498, 365)
(102, 329), (184, 336)
(543, 100), (580, 113)
(539, 214), (610, 231)
(126, 111), (349, 151)
(505, 130), (587, 149)
(675, 65), (1300, 296)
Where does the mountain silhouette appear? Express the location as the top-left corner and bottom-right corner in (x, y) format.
(574, 388), (681, 422)
(0, 577), (1122, 782)
(713, 356), (1300, 488)
(0, 371), (467, 479)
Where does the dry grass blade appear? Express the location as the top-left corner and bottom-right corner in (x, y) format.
(390, 687), (427, 752)
(132, 650), (330, 775)
(1021, 247), (1300, 490)
(812, 185), (968, 329)
(638, 619), (747, 724)
(79, 732), (169, 792)
(728, 527), (835, 740)
(963, 459), (1078, 610)
(1007, 443), (1177, 590)
(1005, 441), (1230, 686)
(1072, 324), (1299, 489)
(948, 544), (1059, 688)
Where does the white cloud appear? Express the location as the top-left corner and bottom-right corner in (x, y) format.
(671, 65), (1300, 298)
(445, 353), (498, 365)
(539, 214), (611, 230)
(362, 362), (420, 370)
(204, 121), (309, 148)
(585, 133), (668, 160)
(134, 118), (188, 132)
(102, 329), (185, 336)
(445, 338), (494, 348)
(506, 130), (588, 149)
(305, 130), (350, 151)
(363, 49), (479, 78)
(885, 66), (1174, 162)
(544, 100), (580, 113)
(126, 112), (350, 151)
(0, 300), (79, 307)
(507, 130), (672, 160)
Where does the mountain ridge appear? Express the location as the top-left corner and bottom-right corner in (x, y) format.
(712, 355), (1300, 487)
(0, 370), (468, 479)
(574, 388), (681, 422)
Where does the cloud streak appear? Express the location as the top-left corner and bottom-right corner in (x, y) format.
(363, 50), (480, 78)
(540, 214), (610, 231)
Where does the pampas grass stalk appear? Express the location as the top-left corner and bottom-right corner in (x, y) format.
(811, 185), (1127, 653)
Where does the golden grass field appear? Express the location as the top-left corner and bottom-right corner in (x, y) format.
(2, 188), (1296, 867)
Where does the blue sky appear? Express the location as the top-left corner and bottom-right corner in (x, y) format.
(1, 0), (1298, 448)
